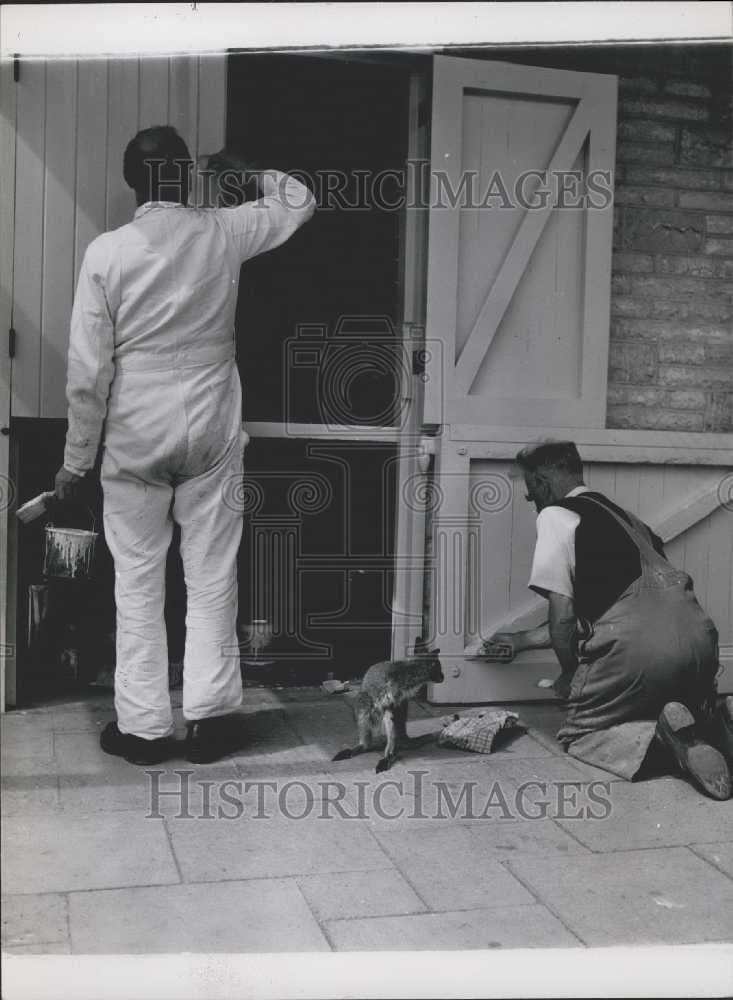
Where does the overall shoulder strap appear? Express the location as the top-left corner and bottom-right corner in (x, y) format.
(573, 494), (666, 567)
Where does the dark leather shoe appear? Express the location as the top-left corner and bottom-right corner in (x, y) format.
(704, 696), (733, 769)
(656, 702), (731, 801)
(185, 715), (245, 764)
(100, 722), (172, 765)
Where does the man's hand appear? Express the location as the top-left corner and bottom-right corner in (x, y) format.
(55, 466), (84, 502)
(482, 633), (518, 662)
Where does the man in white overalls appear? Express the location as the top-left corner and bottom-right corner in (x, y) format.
(487, 441), (732, 801)
(55, 126), (315, 764)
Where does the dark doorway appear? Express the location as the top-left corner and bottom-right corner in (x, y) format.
(226, 53), (411, 681)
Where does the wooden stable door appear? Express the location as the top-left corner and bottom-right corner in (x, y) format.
(424, 55), (617, 431)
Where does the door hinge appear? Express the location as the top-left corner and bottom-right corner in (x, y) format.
(412, 347), (428, 376)
(8, 328), (16, 358)
(13, 55), (20, 83)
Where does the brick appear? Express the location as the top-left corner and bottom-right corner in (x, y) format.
(610, 318), (730, 342)
(618, 76), (659, 96)
(616, 142), (676, 165)
(606, 405), (704, 431)
(679, 128), (733, 168)
(703, 237), (733, 255)
(707, 215), (733, 235)
(653, 255), (732, 279)
(611, 251), (654, 273)
(678, 191), (733, 211)
(609, 296), (732, 323)
(613, 273), (731, 301)
(664, 80), (712, 100)
(620, 208), (704, 252)
(606, 385), (707, 410)
(608, 341), (658, 383)
(613, 187), (675, 208)
(705, 339), (733, 365)
(617, 120), (677, 144)
(620, 99), (710, 122)
(658, 340), (706, 365)
(659, 364), (733, 390)
(624, 165), (721, 191)
(704, 393), (733, 432)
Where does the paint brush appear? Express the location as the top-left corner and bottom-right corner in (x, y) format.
(15, 491), (56, 525)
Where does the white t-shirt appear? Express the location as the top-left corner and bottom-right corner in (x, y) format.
(528, 485), (591, 600)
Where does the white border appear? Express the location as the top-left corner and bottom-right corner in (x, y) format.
(3, 945), (733, 999)
(1, 2), (731, 58)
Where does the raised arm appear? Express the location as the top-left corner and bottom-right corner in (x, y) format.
(217, 168), (316, 263)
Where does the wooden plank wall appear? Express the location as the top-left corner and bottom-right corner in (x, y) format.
(10, 54), (226, 420)
(466, 459), (733, 659)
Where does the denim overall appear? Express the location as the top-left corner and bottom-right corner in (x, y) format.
(558, 496), (719, 780)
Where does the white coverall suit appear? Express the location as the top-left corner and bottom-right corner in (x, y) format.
(63, 172), (315, 739)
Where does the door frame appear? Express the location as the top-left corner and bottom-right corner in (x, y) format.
(1, 56), (18, 710)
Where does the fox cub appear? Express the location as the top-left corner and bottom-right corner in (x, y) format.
(332, 642), (444, 773)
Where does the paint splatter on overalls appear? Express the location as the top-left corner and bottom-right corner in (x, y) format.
(558, 496), (720, 780)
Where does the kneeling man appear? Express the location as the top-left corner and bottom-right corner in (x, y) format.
(488, 441), (732, 800)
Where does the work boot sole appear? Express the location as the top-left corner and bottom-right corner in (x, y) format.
(656, 702), (731, 801)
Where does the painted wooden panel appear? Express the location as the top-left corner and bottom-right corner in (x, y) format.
(41, 61), (77, 418)
(424, 55), (617, 430)
(12, 60), (46, 419)
(138, 57), (170, 130)
(430, 454), (733, 702)
(75, 60), (109, 286)
(169, 55), (199, 165)
(10, 54), (227, 421)
(106, 58), (139, 233)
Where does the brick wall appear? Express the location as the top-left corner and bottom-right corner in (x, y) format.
(608, 52), (733, 432)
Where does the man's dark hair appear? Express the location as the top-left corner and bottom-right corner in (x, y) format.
(123, 125), (192, 204)
(515, 440), (583, 478)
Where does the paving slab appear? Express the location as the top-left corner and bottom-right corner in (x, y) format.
(166, 810), (394, 883)
(325, 904), (580, 950)
(58, 759), (242, 815)
(281, 701), (361, 760)
(68, 879), (329, 953)
(1, 893), (69, 950)
(507, 846), (733, 946)
(323, 756), (608, 840)
(296, 869), (426, 921)
(1, 730), (55, 775)
(1, 810), (179, 895)
(554, 776), (733, 851)
(3, 941), (72, 954)
(369, 824), (536, 911)
(1, 711), (55, 736)
(689, 842), (733, 879)
(1, 780), (61, 816)
(48, 706), (116, 732)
